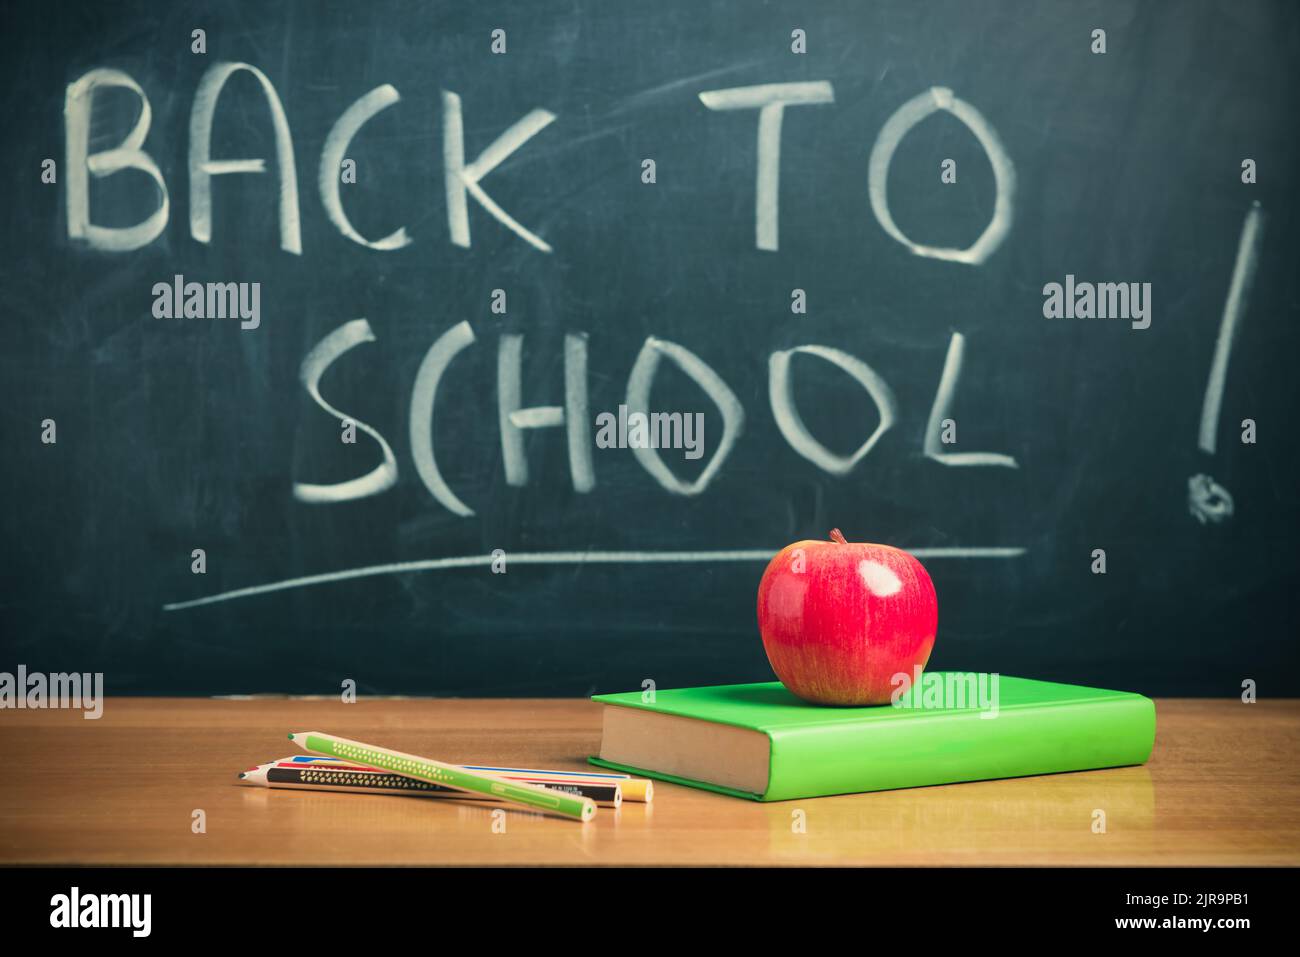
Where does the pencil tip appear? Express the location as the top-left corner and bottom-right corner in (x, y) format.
(238, 772), (245, 778)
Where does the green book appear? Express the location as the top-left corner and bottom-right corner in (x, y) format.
(588, 673), (1156, 801)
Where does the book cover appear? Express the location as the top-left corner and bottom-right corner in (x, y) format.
(589, 673), (1156, 801)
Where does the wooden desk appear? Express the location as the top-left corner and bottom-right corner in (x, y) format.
(1, 698), (1297, 865)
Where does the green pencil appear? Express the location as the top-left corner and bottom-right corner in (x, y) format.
(288, 731), (596, 822)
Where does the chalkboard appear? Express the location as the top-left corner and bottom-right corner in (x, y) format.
(2, 0), (1297, 697)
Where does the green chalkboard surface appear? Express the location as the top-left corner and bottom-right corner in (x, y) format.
(1, 0), (1297, 695)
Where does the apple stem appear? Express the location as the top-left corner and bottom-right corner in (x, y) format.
(829, 528), (848, 545)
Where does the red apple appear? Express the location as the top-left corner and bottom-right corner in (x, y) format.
(757, 529), (937, 705)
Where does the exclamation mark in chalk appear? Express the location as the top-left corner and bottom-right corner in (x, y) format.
(1188, 201), (1265, 524)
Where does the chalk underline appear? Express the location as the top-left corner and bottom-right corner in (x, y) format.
(162, 547), (1027, 612)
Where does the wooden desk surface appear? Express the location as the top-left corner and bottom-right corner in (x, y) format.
(1, 697), (1297, 866)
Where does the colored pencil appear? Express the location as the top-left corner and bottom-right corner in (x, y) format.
(269, 755), (654, 802)
(461, 765), (653, 803)
(288, 732), (596, 822)
(240, 761), (622, 806)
